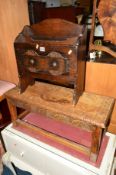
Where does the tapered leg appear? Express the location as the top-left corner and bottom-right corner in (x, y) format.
(7, 99), (17, 126)
(90, 126), (102, 162)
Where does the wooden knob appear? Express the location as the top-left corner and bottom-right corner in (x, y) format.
(52, 61), (57, 67)
(29, 58), (35, 65)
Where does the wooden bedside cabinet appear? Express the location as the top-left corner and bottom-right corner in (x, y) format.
(14, 18), (87, 105)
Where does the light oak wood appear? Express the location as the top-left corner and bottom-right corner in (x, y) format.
(5, 82), (114, 161)
(85, 62), (116, 134)
(7, 99), (17, 124)
(0, 0), (29, 84)
(85, 62), (116, 96)
(90, 127), (102, 162)
(5, 82), (114, 129)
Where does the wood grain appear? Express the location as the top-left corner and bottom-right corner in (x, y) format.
(85, 62), (116, 134)
(85, 62), (116, 97)
(14, 18), (87, 105)
(5, 82), (114, 129)
(0, 0), (29, 84)
(7, 99), (17, 124)
(90, 127), (102, 162)
(5, 82), (114, 162)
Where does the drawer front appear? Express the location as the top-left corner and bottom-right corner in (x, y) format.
(24, 50), (69, 76)
(2, 129), (96, 175)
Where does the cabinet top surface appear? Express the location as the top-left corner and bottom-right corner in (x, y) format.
(5, 82), (115, 128)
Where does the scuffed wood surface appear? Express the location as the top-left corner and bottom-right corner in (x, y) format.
(5, 82), (115, 129)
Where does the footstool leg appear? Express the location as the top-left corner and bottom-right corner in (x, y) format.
(7, 99), (17, 126)
(90, 126), (102, 162)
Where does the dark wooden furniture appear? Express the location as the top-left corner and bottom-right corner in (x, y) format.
(5, 82), (115, 162)
(43, 6), (85, 23)
(28, 1), (46, 24)
(75, 0), (93, 13)
(14, 19), (87, 105)
(28, 1), (85, 24)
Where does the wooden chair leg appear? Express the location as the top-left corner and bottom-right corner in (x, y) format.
(7, 99), (17, 126)
(90, 126), (102, 162)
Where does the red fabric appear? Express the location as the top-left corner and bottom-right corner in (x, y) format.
(23, 113), (92, 147)
(13, 113), (109, 167)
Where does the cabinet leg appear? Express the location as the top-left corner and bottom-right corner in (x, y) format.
(90, 127), (102, 162)
(7, 99), (17, 126)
